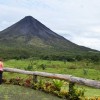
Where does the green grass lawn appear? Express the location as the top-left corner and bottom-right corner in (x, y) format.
(3, 59), (100, 97)
(84, 87), (100, 97)
(75, 85), (100, 97)
(0, 84), (65, 100)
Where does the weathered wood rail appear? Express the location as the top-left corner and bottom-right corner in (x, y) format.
(4, 67), (100, 89)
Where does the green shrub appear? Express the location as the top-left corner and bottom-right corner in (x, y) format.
(67, 65), (77, 69)
(25, 65), (33, 71)
(39, 64), (46, 70)
(52, 79), (64, 91)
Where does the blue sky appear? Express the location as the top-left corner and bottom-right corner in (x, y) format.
(0, 0), (100, 50)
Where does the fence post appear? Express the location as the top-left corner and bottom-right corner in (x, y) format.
(33, 75), (38, 83)
(69, 82), (75, 95)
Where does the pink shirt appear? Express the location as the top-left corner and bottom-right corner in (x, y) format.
(0, 61), (3, 71)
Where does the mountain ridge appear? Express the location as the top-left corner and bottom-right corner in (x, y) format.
(0, 16), (98, 59)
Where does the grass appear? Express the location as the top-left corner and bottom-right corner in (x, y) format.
(85, 88), (100, 97)
(4, 59), (100, 80)
(75, 85), (100, 97)
(0, 84), (65, 100)
(3, 59), (100, 97)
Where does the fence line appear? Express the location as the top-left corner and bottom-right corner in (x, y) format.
(4, 67), (100, 89)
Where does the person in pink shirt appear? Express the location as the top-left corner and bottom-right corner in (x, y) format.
(0, 58), (3, 84)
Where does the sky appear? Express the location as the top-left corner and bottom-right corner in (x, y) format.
(0, 0), (100, 51)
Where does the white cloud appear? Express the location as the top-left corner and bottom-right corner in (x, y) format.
(90, 26), (100, 33)
(71, 36), (100, 51)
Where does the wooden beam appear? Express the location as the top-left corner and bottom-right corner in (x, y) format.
(3, 68), (100, 89)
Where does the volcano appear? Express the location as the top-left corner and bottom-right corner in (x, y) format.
(0, 16), (95, 59)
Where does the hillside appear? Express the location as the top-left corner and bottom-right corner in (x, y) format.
(0, 16), (97, 59)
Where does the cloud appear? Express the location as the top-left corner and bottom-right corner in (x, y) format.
(90, 26), (100, 33)
(72, 36), (100, 51)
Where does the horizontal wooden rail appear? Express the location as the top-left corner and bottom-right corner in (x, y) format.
(4, 67), (100, 89)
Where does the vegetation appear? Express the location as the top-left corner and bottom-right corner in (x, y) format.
(2, 75), (100, 100)
(0, 45), (100, 62)
(2, 59), (100, 99)
(4, 59), (100, 80)
(2, 77), (85, 100)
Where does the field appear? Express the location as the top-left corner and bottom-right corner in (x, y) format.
(4, 59), (100, 80)
(3, 59), (100, 98)
(0, 84), (64, 100)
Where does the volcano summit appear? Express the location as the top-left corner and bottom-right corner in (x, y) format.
(0, 16), (95, 59)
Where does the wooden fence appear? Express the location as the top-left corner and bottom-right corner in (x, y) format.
(4, 68), (100, 89)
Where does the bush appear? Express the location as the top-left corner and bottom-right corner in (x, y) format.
(67, 65), (77, 69)
(75, 55), (83, 61)
(26, 65), (33, 71)
(39, 64), (46, 70)
(90, 55), (100, 62)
